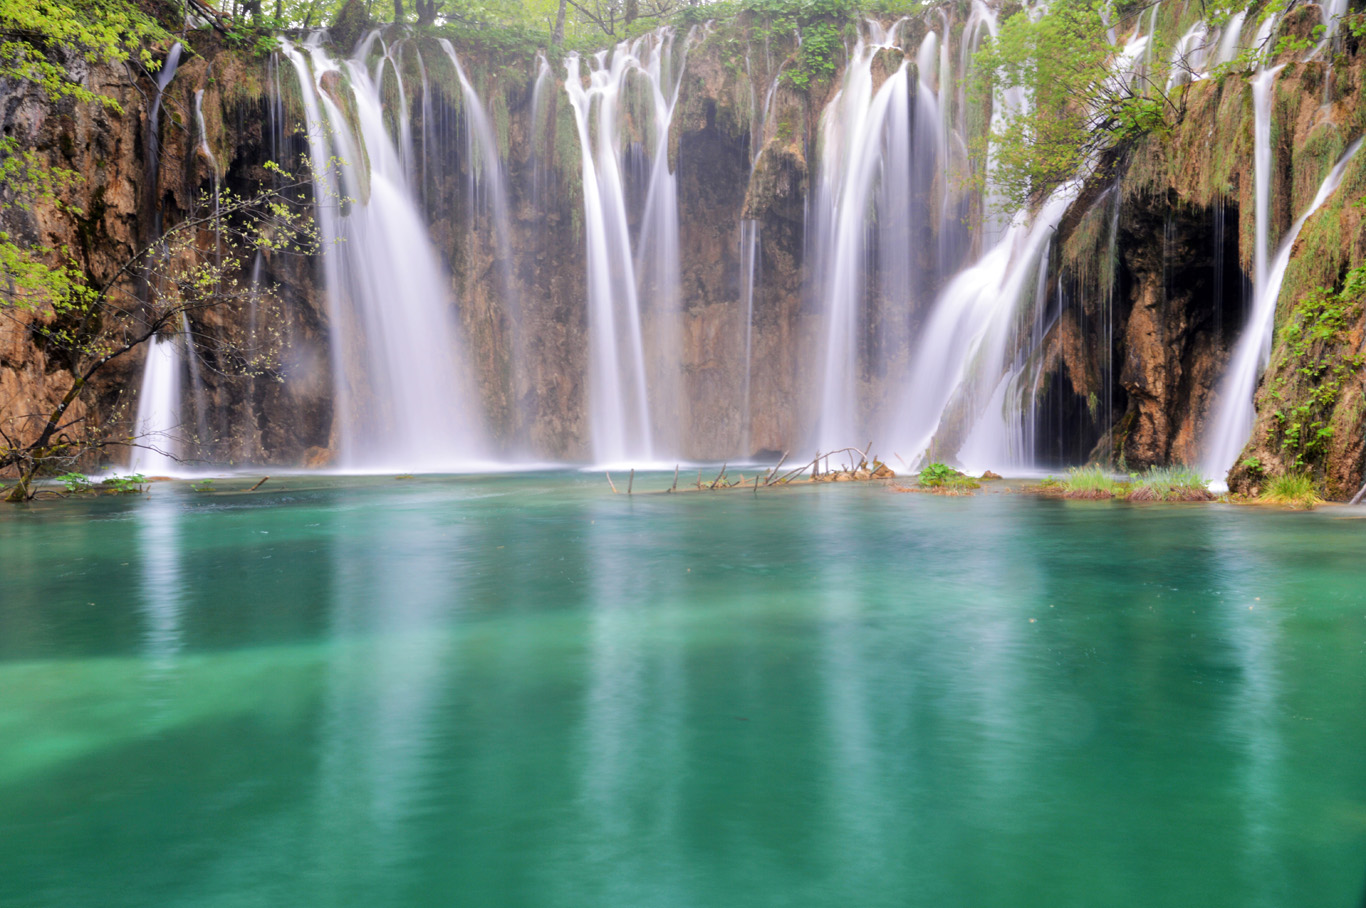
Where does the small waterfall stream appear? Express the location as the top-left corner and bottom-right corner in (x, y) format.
(130, 333), (184, 475)
(1202, 138), (1364, 481)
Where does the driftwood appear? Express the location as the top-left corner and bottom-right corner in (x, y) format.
(612, 447), (895, 495)
(1351, 480), (1366, 505)
(247, 476), (270, 492)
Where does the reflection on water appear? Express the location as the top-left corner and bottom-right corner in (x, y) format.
(137, 494), (184, 672)
(0, 477), (1363, 908)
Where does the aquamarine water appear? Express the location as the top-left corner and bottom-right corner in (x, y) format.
(1, 473), (1364, 907)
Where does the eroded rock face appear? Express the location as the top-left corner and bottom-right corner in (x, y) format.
(1112, 191), (1245, 470)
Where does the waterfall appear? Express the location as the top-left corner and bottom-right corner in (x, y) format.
(1215, 11), (1248, 65)
(564, 28), (689, 465)
(739, 219), (759, 454)
(143, 42), (183, 237)
(891, 190), (1075, 471)
(530, 54), (553, 210)
(1201, 138), (1363, 482)
(811, 20), (911, 451)
(130, 334), (184, 475)
(280, 34), (489, 472)
(1166, 21), (1211, 91)
(439, 40), (528, 447)
(192, 89), (218, 177)
(1251, 66), (1283, 293)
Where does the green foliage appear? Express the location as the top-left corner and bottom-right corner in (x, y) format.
(0, 0), (168, 112)
(971, 0), (1174, 209)
(56, 471), (92, 492)
(192, 479), (216, 492)
(101, 473), (147, 493)
(1259, 472), (1322, 508)
(785, 19), (842, 91)
(1270, 265), (1366, 470)
(918, 462), (981, 490)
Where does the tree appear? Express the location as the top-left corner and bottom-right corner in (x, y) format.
(0, 171), (320, 501)
(971, 0), (1179, 210)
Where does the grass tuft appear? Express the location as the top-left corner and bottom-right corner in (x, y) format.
(1259, 472), (1323, 509)
(1047, 464), (1121, 499)
(1125, 465), (1214, 502)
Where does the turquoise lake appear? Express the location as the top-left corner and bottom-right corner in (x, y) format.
(1, 473), (1364, 907)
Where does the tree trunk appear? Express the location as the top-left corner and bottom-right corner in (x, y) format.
(552, 0), (566, 47)
(393, 0), (404, 23)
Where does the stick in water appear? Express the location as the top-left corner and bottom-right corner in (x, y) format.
(628, 469), (634, 495)
(248, 476), (270, 492)
(606, 472), (618, 494)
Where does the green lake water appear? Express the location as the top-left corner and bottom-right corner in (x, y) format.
(1, 472), (1364, 907)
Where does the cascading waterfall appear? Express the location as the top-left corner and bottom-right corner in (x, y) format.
(113, 6), (1355, 478)
(882, 13), (1159, 470)
(811, 20), (911, 452)
(564, 28), (689, 465)
(281, 33), (489, 471)
(1201, 138), (1364, 481)
(892, 191), (1074, 471)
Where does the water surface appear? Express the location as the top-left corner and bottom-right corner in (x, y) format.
(2, 474), (1364, 907)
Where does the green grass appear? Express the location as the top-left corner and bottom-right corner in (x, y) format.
(1259, 472), (1323, 509)
(1126, 465), (1214, 502)
(1046, 464), (1121, 499)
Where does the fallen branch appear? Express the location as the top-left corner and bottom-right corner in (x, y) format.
(247, 476), (270, 492)
(606, 472), (618, 494)
(628, 468), (634, 495)
(710, 463), (728, 490)
(764, 450), (789, 485)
